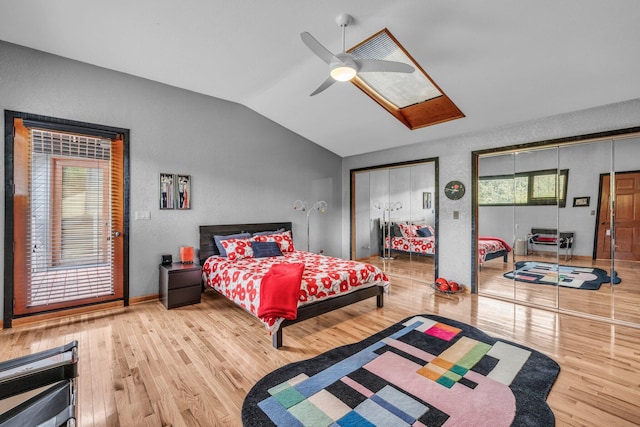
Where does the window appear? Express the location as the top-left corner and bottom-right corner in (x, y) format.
(479, 169), (569, 207)
(348, 29), (464, 130)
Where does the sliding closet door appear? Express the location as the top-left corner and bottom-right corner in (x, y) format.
(477, 153), (516, 300)
(612, 137), (640, 325)
(370, 169), (391, 261)
(351, 160), (438, 285)
(409, 163), (435, 284)
(557, 141), (612, 317)
(354, 172), (372, 260)
(513, 148), (559, 308)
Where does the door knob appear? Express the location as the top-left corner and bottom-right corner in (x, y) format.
(113, 231), (121, 237)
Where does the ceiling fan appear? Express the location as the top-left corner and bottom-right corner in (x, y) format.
(301, 14), (415, 96)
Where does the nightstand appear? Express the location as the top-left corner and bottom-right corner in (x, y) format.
(159, 262), (202, 309)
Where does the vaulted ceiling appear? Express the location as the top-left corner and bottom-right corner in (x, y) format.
(1, 1), (639, 157)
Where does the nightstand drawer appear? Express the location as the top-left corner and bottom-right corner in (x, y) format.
(167, 284), (201, 309)
(159, 262), (202, 309)
(167, 268), (201, 290)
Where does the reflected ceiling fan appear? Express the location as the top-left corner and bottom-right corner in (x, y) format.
(301, 13), (415, 96)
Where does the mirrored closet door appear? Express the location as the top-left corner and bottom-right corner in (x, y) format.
(351, 159), (438, 285)
(475, 131), (640, 327)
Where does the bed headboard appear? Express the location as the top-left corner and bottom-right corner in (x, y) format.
(198, 222), (293, 264)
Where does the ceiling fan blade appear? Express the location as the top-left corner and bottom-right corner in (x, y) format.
(300, 32), (335, 65)
(309, 76), (336, 96)
(357, 59), (415, 74)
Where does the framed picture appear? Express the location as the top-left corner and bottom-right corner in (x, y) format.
(176, 174), (191, 209)
(160, 173), (174, 209)
(573, 196), (590, 207)
(423, 192), (432, 209)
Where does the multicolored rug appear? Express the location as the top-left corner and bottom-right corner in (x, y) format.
(504, 261), (621, 290)
(242, 315), (560, 426)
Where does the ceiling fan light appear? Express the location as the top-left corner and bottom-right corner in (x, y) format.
(330, 65), (357, 81)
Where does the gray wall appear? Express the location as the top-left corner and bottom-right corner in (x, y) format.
(342, 98), (640, 286)
(0, 41), (342, 318)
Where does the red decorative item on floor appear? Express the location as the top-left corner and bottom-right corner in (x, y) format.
(435, 277), (449, 291)
(180, 246), (194, 263)
(449, 281), (460, 292)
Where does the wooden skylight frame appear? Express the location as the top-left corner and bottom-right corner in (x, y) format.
(348, 29), (464, 130)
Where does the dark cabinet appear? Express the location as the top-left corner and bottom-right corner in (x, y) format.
(159, 263), (201, 309)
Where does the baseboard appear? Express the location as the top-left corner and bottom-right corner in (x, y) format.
(7, 294), (161, 329)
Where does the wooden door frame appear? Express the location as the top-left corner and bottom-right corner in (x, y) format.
(3, 110), (130, 328)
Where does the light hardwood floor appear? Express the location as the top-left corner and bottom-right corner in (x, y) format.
(1, 258), (639, 426)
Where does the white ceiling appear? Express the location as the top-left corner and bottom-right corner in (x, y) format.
(1, 1), (640, 157)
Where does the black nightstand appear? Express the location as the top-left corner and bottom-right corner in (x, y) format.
(159, 262), (202, 309)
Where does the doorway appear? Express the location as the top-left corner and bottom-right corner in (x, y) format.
(4, 111), (130, 326)
(596, 171), (640, 261)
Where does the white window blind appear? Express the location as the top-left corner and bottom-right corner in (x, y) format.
(27, 128), (114, 307)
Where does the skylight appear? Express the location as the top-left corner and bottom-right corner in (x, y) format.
(348, 29), (464, 130)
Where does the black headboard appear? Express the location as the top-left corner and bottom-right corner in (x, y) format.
(198, 222), (293, 265)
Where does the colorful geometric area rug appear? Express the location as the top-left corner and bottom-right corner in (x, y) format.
(504, 261), (621, 290)
(241, 315), (560, 426)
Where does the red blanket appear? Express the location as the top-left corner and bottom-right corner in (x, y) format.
(478, 236), (512, 252)
(257, 263), (305, 322)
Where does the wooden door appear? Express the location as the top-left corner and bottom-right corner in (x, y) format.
(596, 172), (640, 260)
(11, 118), (126, 316)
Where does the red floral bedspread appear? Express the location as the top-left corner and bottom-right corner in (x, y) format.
(384, 235), (510, 264)
(202, 251), (389, 334)
(384, 236), (435, 255)
(478, 238), (510, 264)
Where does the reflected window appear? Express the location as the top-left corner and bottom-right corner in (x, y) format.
(479, 169), (568, 207)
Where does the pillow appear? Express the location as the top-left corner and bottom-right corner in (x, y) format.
(252, 230), (295, 253)
(214, 232), (251, 256)
(220, 238), (253, 261)
(398, 223), (411, 237)
(416, 227), (432, 237)
(398, 223), (420, 237)
(251, 241), (283, 258)
(252, 228), (285, 236)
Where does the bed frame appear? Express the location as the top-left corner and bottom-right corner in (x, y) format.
(199, 222), (384, 348)
(483, 250), (509, 264)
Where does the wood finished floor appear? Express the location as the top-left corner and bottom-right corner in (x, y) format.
(1, 258), (639, 426)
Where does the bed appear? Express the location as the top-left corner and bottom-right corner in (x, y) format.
(381, 222), (511, 267)
(199, 222), (389, 349)
(477, 236), (512, 267)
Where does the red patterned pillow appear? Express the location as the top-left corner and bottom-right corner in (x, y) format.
(220, 238), (254, 261)
(398, 223), (411, 237)
(252, 230), (295, 252)
(398, 223), (421, 237)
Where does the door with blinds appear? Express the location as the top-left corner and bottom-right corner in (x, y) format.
(10, 116), (127, 317)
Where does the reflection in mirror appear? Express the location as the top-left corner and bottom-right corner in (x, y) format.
(513, 147), (559, 309)
(477, 152), (516, 300)
(351, 160), (437, 286)
(476, 130), (640, 328)
(612, 137), (640, 325)
(557, 140), (612, 318)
